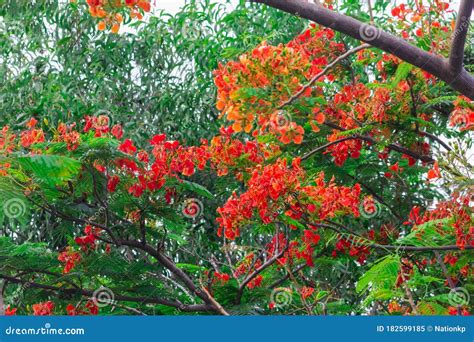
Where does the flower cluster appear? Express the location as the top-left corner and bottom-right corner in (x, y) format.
(58, 247), (82, 274)
(449, 96), (474, 131)
(214, 25), (344, 144)
(406, 194), (473, 250)
(75, 225), (102, 251)
(66, 301), (99, 315)
(217, 158), (361, 240)
(81, 0), (151, 33)
(390, 1), (452, 49)
(32, 301), (55, 316)
(216, 158), (304, 239)
(208, 126), (280, 178)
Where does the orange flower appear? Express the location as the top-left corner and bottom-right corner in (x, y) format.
(278, 122), (304, 145)
(427, 162), (441, 180)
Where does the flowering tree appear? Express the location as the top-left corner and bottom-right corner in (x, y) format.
(0, 0), (472, 316)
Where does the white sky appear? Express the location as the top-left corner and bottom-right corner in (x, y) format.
(155, 0), (186, 13)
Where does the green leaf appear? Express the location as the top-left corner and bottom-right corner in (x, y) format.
(391, 62), (413, 88)
(18, 155), (81, 187)
(279, 214), (306, 230)
(397, 218), (455, 247)
(178, 180), (214, 199)
(356, 255), (400, 293)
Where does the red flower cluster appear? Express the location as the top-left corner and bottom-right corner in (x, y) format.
(300, 286), (314, 300)
(247, 275), (263, 289)
(58, 247), (81, 274)
(20, 118), (45, 148)
(214, 25), (344, 144)
(56, 122), (81, 151)
(32, 301), (54, 316)
(449, 96), (474, 131)
(333, 238), (370, 264)
(213, 272), (230, 284)
(217, 158), (304, 239)
(5, 305), (17, 315)
(0, 126), (16, 154)
(406, 194), (473, 250)
(75, 225), (102, 251)
(112, 133), (209, 198)
(66, 300), (98, 315)
(208, 127), (279, 177)
(82, 0), (151, 33)
(217, 158), (361, 240)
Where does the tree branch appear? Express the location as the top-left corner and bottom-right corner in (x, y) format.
(449, 0), (473, 73)
(252, 0), (474, 99)
(118, 239), (230, 315)
(235, 239), (288, 304)
(0, 274), (213, 313)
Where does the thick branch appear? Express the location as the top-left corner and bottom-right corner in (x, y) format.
(118, 239), (230, 315)
(449, 0), (473, 72)
(252, 0), (474, 99)
(0, 274), (212, 313)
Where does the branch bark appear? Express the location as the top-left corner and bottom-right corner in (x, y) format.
(252, 0), (474, 99)
(449, 0), (473, 73)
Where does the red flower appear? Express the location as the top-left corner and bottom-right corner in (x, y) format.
(300, 286), (314, 300)
(303, 230), (320, 245)
(150, 134), (166, 145)
(26, 118), (38, 128)
(32, 301), (54, 316)
(137, 150), (149, 163)
(247, 275), (263, 289)
(389, 162), (403, 173)
(129, 183), (145, 197)
(214, 272), (230, 283)
(119, 139), (137, 155)
(107, 175), (120, 192)
(111, 124), (123, 139)
(427, 162), (441, 180)
(58, 247), (81, 274)
(75, 225), (101, 251)
(5, 305), (17, 316)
